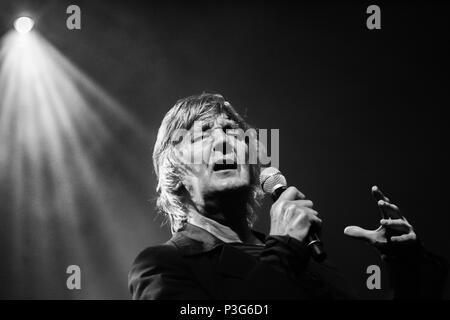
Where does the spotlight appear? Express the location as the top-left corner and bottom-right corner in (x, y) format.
(14, 17), (35, 34)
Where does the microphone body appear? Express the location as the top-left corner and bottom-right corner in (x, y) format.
(261, 168), (327, 262)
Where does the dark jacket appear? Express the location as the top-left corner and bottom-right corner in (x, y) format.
(129, 223), (447, 300)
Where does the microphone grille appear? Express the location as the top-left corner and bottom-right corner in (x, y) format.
(260, 167), (287, 194)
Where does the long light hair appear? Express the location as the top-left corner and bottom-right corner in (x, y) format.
(152, 93), (264, 233)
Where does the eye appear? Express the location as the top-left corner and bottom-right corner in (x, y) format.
(190, 135), (202, 143)
(190, 129), (212, 143)
(202, 124), (211, 132)
(225, 124), (243, 140)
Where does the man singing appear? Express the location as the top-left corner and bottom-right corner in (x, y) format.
(129, 93), (447, 299)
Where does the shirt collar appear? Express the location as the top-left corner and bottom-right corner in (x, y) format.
(188, 211), (243, 243)
(170, 223), (267, 256)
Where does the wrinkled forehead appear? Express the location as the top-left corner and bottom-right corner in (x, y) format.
(191, 113), (238, 130)
(186, 110), (243, 131)
(172, 113), (242, 148)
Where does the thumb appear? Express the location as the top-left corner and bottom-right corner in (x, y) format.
(344, 225), (374, 242)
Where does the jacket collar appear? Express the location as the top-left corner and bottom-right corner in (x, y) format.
(169, 223), (266, 256)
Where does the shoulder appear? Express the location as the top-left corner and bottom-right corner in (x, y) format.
(131, 230), (197, 266)
(128, 242), (185, 290)
(128, 227), (211, 286)
(130, 242), (182, 274)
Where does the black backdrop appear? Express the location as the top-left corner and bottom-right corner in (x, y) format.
(0, 0), (449, 299)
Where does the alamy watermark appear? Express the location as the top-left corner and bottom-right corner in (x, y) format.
(66, 265), (81, 290)
(64, 5), (380, 32)
(171, 120), (280, 168)
(366, 264), (381, 290)
(66, 5), (81, 30)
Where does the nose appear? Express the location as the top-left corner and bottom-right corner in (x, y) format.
(212, 128), (233, 156)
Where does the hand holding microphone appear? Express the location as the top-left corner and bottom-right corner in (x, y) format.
(260, 167), (326, 262)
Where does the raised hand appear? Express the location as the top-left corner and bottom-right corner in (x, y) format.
(344, 186), (417, 250)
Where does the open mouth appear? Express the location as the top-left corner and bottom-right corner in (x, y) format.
(212, 162), (238, 171)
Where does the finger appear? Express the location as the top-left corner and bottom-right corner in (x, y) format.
(371, 186), (390, 203)
(309, 215), (323, 232)
(284, 205), (318, 220)
(294, 206), (319, 217)
(372, 186), (390, 219)
(278, 186), (305, 201)
(380, 219), (410, 228)
(343, 225), (375, 242)
(310, 214), (322, 225)
(377, 203), (389, 220)
(306, 208), (319, 216)
(378, 200), (399, 212)
(390, 233), (417, 242)
(293, 199), (314, 208)
(381, 218), (412, 238)
(291, 209), (322, 228)
(402, 216), (411, 224)
(291, 207), (320, 220)
(378, 200), (403, 220)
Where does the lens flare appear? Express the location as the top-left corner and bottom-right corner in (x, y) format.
(14, 16), (35, 34)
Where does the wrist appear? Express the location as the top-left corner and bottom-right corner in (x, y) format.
(379, 238), (424, 262)
(266, 235), (312, 261)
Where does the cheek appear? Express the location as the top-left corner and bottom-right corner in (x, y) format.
(178, 143), (204, 165)
(201, 141), (212, 163)
(240, 164), (252, 180)
(183, 164), (208, 181)
(235, 140), (248, 164)
(176, 142), (190, 163)
(183, 142), (213, 165)
(181, 169), (201, 193)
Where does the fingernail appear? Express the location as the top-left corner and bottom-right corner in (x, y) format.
(378, 200), (384, 206)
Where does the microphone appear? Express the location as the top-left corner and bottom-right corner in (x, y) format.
(260, 167), (327, 262)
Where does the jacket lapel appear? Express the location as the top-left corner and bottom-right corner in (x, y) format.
(169, 224), (222, 298)
(216, 244), (258, 279)
(169, 224), (263, 297)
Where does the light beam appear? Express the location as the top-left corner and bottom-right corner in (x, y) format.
(0, 28), (151, 298)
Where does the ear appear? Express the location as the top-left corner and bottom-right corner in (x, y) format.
(174, 180), (183, 191)
(175, 179), (192, 196)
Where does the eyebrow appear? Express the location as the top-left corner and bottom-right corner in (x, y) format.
(196, 118), (239, 130)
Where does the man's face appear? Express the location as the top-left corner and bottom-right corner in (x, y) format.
(176, 114), (251, 206)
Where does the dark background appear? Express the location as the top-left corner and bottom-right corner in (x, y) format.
(0, 0), (449, 299)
